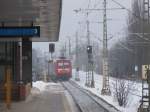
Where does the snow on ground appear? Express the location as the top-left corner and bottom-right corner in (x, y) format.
(32, 81), (59, 92)
(31, 81), (61, 97)
(27, 81), (62, 102)
(25, 81), (52, 102)
(33, 81), (50, 92)
(71, 69), (142, 112)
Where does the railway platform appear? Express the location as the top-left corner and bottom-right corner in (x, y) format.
(0, 82), (80, 112)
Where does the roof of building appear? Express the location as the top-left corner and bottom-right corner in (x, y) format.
(0, 0), (62, 42)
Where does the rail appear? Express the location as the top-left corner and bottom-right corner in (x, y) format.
(61, 81), (120, 112)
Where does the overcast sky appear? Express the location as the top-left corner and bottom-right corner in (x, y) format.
(33, 0), (132, 54)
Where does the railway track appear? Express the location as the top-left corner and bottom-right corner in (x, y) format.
(61, 81), (120, 112)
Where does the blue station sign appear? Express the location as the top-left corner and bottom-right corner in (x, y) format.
(0, 26), (40, 37)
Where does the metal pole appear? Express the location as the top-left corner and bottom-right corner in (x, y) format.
(68, 37), (71, 59)
(87, 20), (91, 87)
(64, 42), (67, 58)
(19, 18), (23, 83)
(101, 0), (111, 95)
(91, 59), (95, 87)
(48, 61), (49, 76)
(87, 20), (90, 45)
(5, 66), (12, 109)
(19, 42), (22, 82)
(75, 31), (80, 81)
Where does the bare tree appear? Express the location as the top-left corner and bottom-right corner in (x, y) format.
(113, 78), (131, 107)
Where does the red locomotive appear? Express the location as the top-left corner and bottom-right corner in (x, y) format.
(54, 58), (72, 80)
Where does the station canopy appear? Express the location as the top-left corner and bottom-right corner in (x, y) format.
(0, 0), (62, 42)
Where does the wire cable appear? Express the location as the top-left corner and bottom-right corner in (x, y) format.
(111, 0), (142, 21)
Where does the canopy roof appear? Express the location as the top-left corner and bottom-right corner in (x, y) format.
(0, 0), (62, 42)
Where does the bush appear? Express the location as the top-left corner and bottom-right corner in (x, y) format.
(113, 79), (131, 107)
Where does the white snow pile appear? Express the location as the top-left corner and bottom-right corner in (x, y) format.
(33, 81), (49, 92)
(31, 87), (41, 95)
(32, 81), (59, 92)
(25, 81), (48, 102)
(72, 69), (142, 112)
(26, 81), (59, 102)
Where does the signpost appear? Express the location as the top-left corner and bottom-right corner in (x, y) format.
(142, 65), (150, 80)
(0, 26), (40, 37)
(139, 65), (150, 111)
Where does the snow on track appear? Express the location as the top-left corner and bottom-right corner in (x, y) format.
(62, 81), (119, 112)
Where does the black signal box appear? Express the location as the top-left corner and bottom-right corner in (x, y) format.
(49, 43), (55, 53)
(87, 45), (92, 54)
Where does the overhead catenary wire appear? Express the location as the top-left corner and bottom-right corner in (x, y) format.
(76, 0), (150, 47)
(107, 0), (141, 38)
(74, 0), (129, 40)
(111, 0), (143, 21)
(109, 0), (150, 46)
(75, 0), (143, 36)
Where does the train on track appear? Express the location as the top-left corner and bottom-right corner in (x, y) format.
(49, 57), (72, 81)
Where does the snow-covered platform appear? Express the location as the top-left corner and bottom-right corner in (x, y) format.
(0, 81), (80, 112)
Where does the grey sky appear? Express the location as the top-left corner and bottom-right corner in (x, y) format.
(33, 0), (132, 53)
